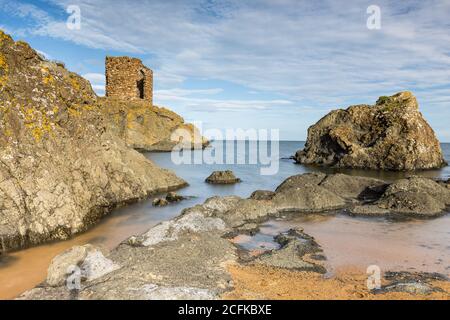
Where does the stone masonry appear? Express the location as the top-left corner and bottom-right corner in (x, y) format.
(105, 56), (153, 105)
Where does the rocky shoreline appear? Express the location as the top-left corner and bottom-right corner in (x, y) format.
(0, 30), (204, 252)
(1, 29), (449, 300)
(19, 172), (450, 300)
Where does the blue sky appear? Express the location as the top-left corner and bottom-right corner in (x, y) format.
(1, 0), (450, 141)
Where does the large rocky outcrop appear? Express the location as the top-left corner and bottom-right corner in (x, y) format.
(0, 30), (190, 252)
(294, 92), (447, 170)
(100, 98), (208, 151)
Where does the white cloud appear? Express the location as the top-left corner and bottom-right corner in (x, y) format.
(155, 92), (292, 111)
(82, 72), (105, 96)
(155, 88), (223, 97)
(82, 73), (105, 83)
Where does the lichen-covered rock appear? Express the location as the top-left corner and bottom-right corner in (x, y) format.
(99, 98), (208, 151)
(294, 92), (447, 170)
(205, 170), (241, 184)
(0, 30), (187, 252)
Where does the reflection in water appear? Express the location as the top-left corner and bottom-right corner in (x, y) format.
(0, 141), (449, 299)
(238, 214), (450, 276)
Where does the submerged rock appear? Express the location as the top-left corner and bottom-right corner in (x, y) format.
(152, 192), (186, 207)
(205, 170), (241, 184)
(207, 173), (450, 223)
(165, 191), (185, 203)
(294, 92), (447, 170)
(152, 198), (169, 207)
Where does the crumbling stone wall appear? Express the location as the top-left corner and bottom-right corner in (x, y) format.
(105, 56), (153, 105)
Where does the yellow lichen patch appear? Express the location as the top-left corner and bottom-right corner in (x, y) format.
(22, 106), (54, 142)
(126, 111), (138, 129)
(43, 73), (55, 85)
(40, 66), (55, 85)
(82, 104), (95, 111)
(0, 30), (12, 43)
(68, 106), (81, 117)
(69, 75), (81, 91)
(0, 53), (9, 87)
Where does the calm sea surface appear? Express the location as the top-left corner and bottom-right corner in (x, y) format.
(0, 141), (449, 299)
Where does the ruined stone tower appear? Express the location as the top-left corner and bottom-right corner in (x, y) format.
(105, 56), (153, 105)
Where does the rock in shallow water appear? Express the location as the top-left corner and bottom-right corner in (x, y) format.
(294, 92), (447, 170)
(253, 228), (327, 273)
(205, 170), (241, 184)
(152, 192), (186, 207)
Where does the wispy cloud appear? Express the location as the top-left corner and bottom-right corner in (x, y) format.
(82, 72), (105, 95)
(155, 87), (291, 111)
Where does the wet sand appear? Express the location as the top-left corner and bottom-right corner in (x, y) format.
(223, 264), (450, 300)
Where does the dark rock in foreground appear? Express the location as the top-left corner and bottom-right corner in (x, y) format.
(205, 170), (241, 184)
(294, 92), (447, 170)
(373, 271), (448, 295)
